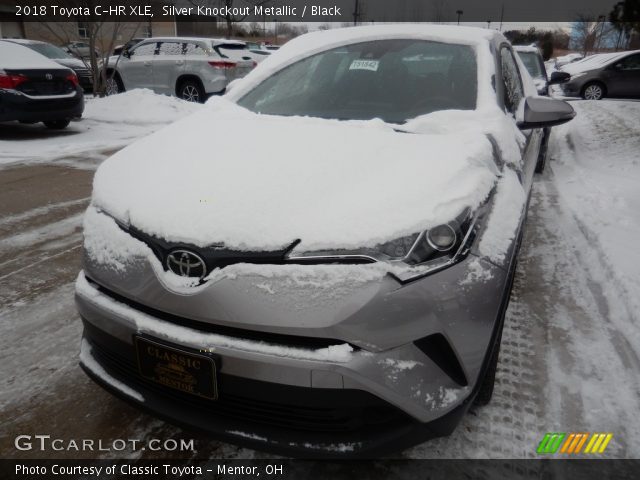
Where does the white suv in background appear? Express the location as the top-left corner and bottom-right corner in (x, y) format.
(104, 37), (256, 102)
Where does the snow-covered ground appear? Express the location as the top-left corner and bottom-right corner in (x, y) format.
(0, 90), (200, 169)
(1, 95), (639, 459)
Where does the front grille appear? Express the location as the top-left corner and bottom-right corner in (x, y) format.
(84, 328), (411, 433)
(88, 277), (355, 351)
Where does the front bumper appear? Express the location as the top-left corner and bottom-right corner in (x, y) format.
(0, 87), (84, 122)
(76, 245), (511, 457)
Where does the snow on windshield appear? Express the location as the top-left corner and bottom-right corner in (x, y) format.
(237, 39), (477, 123)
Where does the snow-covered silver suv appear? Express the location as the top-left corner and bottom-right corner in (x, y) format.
(77, 25), (575, 457)
(105, 37), (256, 102)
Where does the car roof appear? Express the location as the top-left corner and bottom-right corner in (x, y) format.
(0, 40), (71, 70)
(139, 37), (246, 46)
(1, 38), (46, 45)
(513, 45), (540, 54)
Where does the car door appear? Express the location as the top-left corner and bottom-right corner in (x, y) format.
(499, 44), (541, 192)
(153, 41), (185, 95)
(608, 53), (640, 98)
(117, 41), (157, 91)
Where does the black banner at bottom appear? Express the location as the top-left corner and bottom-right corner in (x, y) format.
(1, 459), (640, 480)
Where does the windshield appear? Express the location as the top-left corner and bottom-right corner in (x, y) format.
(516, 51), (544, 79)
(25, 43), (72, 60)
(237, 39), (477, 124)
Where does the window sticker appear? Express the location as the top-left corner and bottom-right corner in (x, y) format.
(349, 59), (380, 72)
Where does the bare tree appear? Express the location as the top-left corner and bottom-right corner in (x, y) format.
(188, 0), (280, 38)
(572, 16), (616, 55)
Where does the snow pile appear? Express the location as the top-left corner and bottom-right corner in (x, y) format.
(0, 89), (200, 168)
(92, 99), (499, 251)
(84, 89), (199, 125)
(76, 272), (356, 363)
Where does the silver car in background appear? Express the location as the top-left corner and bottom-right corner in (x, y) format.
(105, 37), (256, 102)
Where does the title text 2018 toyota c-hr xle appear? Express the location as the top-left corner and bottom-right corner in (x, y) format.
(75, 25), (574, 457)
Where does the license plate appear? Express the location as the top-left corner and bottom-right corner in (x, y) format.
(135, 336), (218, 400)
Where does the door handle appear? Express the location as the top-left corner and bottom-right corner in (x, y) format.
(143, 61), (152, 66)
(175, 60), (184, 66)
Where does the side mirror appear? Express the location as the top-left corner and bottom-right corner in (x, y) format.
(516, 96), (576, 129)
(122, 50), (131, 59)
(548, 71), (570, 85)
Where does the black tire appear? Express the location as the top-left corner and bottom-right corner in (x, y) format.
(535, 128), (550, 174)
(178, 79), (205, 103)
(105, 72), (124, 96)
(581, 81), (606, 100)
(43, 119), (71, 130)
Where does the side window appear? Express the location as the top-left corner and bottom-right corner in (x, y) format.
(617, 54), (640, 71)
(184, 43), (207, 57)
(500, 46), (524, 115)
(157, 42), (184, 56)
(130, 42), (157, 58)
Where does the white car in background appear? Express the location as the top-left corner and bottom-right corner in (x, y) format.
(104, 37), (256, 102)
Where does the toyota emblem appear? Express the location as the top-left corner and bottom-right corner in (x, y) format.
(166, 250), (206, 280)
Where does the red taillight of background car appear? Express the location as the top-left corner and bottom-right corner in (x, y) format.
(0, 70), (28, 89)
(66, 72), (79, 87)
(208, 61), (236, 69)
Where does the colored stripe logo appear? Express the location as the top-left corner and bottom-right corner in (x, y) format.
(537, 433), (613, 454)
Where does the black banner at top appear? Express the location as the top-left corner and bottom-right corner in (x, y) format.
(1, 0), (637, 23)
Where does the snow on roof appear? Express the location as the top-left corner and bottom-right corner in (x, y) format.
(0, 40), (70, 70)
(1, 38), (45, 45)
(513, 45), (540, 53)
(142, 36), (246, 46)
(561, 50), (640, 74)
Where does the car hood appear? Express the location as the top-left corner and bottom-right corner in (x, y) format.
(91, 101), (499, 251)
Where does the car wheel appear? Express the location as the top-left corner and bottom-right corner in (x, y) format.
(179, 80), (205, 103)
(105, 73), (124, 96)
(582, 82), (605, 100)
(43, 119), (71, 130)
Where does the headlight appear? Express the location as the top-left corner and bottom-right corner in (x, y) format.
(569, 72), (587, 80)
(289, 208), (477, 282)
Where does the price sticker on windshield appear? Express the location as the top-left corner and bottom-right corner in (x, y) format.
(349, 59), (380, 72)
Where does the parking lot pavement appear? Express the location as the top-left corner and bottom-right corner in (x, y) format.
(1, 102), (639, 460)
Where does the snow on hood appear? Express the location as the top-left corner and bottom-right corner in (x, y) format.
(0, 41), (70, 70)
(92, 99), (499, 251)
